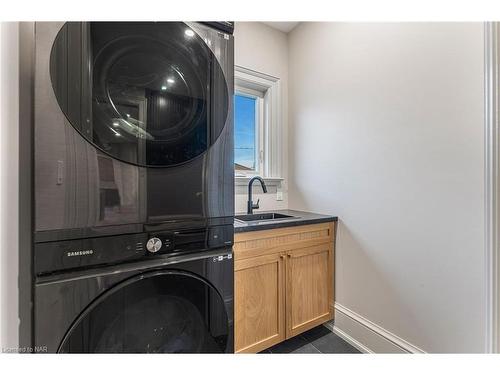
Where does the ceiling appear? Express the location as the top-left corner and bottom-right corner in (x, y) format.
(261, 22), (300, 33)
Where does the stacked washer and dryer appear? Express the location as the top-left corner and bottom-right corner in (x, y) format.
(22, 22), (234, 353)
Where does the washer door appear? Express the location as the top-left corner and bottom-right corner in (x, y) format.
(58, 270), (230, 353)
(50, 22), (229, 167)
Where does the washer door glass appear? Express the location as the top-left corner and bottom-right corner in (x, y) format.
(58, 271), (229, 353)
(50, 22), (229, 167)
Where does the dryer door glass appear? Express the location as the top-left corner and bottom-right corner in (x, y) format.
(50, 22), (229, 167)
(58, 271), (229, 353)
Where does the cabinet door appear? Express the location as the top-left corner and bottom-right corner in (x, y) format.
(286, 244), (333, 338)
(235, 253), (285, 353)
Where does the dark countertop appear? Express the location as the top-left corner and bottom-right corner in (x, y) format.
(233, 209), (338, 233)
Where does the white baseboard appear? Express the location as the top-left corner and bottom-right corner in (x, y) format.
(325, 303), (426, 354)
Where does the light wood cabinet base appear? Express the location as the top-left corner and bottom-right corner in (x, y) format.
(234, 222), (336, 353)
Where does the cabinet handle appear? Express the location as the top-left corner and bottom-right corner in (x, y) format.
(280, 255), (285, 259)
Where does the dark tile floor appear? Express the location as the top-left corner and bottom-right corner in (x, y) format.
(259, 325), (361, 354)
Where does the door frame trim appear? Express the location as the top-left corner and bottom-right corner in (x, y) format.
(484, 21), (500, 353)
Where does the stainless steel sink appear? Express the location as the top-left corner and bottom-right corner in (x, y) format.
(235, 212), (297, 222)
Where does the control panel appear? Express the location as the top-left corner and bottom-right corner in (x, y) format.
(35, 224), (234, 275)
(147, 225), (232, 256)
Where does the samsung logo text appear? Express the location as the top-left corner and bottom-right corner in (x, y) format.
(66, 250), (94, 257)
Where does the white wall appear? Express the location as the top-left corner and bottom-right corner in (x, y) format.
(0, 22), (19, 350)
(288, 23), (485, 353)
(233, 22), (289, 213)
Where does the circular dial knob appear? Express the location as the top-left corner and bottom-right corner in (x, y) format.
(146, 237), (162, 253)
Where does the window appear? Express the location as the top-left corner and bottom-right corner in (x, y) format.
(234, 66), (283, 183)
(234, 92), (262, 174)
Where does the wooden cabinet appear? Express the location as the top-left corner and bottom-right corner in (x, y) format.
(235, 253), (285, 353)
(234, 222), (336, 353)
(286, 244), (333, 338)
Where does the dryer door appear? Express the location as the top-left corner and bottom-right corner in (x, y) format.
(49, 22), (229, 167)
(58, 270), (230, 353)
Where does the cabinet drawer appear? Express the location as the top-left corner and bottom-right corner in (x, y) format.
(234, 223), (333, 261)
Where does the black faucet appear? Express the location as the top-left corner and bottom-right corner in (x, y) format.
(247, 176), (268, 214)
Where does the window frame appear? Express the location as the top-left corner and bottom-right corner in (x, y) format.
(234, 65), (283, 186)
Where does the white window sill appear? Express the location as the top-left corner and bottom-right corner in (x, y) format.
(235, 176), (284, 187)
